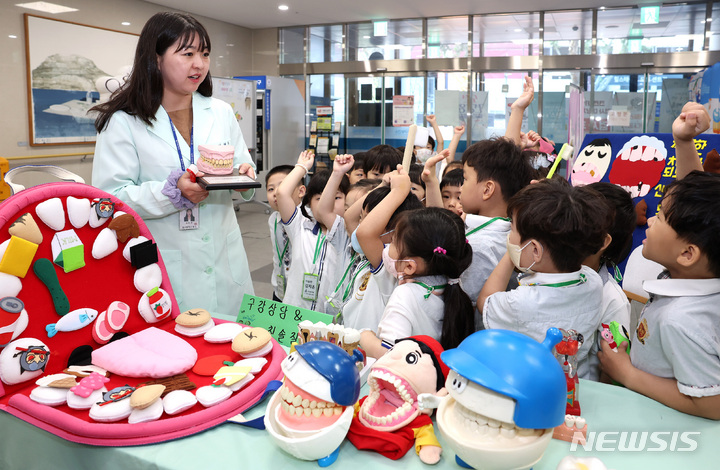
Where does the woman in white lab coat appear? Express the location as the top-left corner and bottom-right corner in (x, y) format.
(92, 12), (255, 319)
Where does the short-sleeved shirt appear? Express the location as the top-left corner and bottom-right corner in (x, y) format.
(483, 266), (604, 379)
(268, 211), (292, 301)
(377, 275), (447, 345)
(281, 207), (339, 312)
(342, 259), (397, 331)
(586, 263), (632, 381)
(631, 274), (720, 397)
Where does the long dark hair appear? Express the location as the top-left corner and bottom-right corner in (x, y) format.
(393, 207), (474, 349)
(93, 12), (213, 132)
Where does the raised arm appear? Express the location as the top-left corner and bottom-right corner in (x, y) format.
(356, 167), (411, 269)
(505, 76), (534, 146)
(422, 151), (447, 208)
(316, 154), (353, 228)
(445, 124), (466, 165)
(277, 150), (314, 223)
(426, 114), (444, 152)
(672, 101), (710, 179)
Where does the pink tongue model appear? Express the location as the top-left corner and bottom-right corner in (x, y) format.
(197, 144), (234, 175)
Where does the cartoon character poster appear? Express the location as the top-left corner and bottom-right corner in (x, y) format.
(569, 132), (720, 281)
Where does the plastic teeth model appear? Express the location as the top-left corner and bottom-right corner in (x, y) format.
(432, 328), (567, 470)
(264, 341), (362, 467)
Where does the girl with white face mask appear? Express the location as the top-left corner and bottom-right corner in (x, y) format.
(360, 205), (475, 360)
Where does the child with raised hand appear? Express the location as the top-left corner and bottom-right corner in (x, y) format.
(345, 168), (423, 330)
(584, 182), (636, 381)
(598, 108), (720, 420)
(672, 101), (711, 178)
(360, 206), (475, 358)
(479, 178), (611, 378)
(505, 75), (534, 146)
(363, 145), (403, 179)
(347, 152), (367, 184)
(421, 150), (450, 209)
(265, 164), (306, 301)
(276, 150), (348, 312)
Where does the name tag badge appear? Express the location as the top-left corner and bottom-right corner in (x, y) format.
(179, 207), (199, 230)
(302, 273), (319, 301)
(277, 274), (286, 298)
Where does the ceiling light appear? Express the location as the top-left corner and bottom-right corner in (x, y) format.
(15, 2), (77, 13)
(363, 35), (370, 39)
(278, 4), (289, 11)
(121, 22), (130, 26)
(514, 28), (522, 32)
(9, 35), (18, 39)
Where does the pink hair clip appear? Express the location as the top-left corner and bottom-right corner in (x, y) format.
(433, 246), (447, 255)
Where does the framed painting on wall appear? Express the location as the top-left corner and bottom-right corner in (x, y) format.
(24, 14), (138, 146)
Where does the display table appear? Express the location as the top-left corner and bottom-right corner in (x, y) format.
(1, 379), (718, 469)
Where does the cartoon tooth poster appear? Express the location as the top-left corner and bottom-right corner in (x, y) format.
(569, 132), (720, 278)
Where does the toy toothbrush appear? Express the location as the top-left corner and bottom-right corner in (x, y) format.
(546, 143), (574, 179)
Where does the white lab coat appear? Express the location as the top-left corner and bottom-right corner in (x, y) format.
(92, 92), (255, 319)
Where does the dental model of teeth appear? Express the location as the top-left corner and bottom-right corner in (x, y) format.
(360, 368), (416, 427)
(197, 145), (234, 175)
(552, 414), (588, 444)
(296, 320), (363, 363)
(278, 385), (344, 419)
(453, 401), (544, 442)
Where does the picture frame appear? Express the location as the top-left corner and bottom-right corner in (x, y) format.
(24, 14), (138, 146)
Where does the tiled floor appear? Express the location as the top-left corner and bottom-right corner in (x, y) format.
(234, 198), (275, 300)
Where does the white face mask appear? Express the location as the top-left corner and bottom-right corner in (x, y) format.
(382, 245), (412, 279)
(506, 235), (537, 274)
(416, 148), (433, 163)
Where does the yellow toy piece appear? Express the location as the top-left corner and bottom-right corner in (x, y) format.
(0, 235), (39, 278)
(0, 158), (10, 201)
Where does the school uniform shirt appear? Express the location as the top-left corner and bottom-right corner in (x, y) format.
(376, 275), (447, 345)
(342, 260), (397, 331)
(461, 215), (518, 330)
(586, 262), (632, 381)
(483, 266), (604, 379)
(631, 273), (720, 397)
(268, 211), (292, 301)
(281, 208), (344, 312)
(93, 92), (255, 319)
(322, 215), (352, 313)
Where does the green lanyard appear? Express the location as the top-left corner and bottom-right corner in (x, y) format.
(465, 217), (510, 237)
(609, 262), (623, 283)
(328, 254), (371, 315)
(274, 219), (289, 267)
(413, 281), (449, 299)
(312, 229), (327, 268)
(526, 273), (587, 288)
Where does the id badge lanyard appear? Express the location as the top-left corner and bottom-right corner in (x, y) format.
(302, 228), (326, 304)
(168, 116), (194, 170)
(465, 216), (510, 237)
(169, 116), (198, 230)
(327, 254), (370, 317)
(274, 219), (290, 295)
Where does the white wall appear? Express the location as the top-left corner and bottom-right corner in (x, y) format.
(0, 0), (278, 188)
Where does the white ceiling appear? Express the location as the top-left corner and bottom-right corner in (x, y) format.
(144, 0), (663, 30)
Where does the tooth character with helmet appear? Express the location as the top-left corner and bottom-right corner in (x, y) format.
(431, 328), (566, 470)
(347, 335), (449, 464)
(264, 341), (362, 467)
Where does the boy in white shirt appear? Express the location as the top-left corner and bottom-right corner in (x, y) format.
(265, 165), (305, 301)
(599, 102), (720, 420)
(479, 178), (612, 378)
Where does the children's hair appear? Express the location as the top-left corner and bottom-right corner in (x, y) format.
(408, 164), (426, 191)
(300, 169), (350, 221)
(507, 178), (611, 272)
(440, 168), (464, 190)
(351, 152), (366, 172)
(427, 136), (436, 151)
(265, 164), (295, 185)
(393, 207), (474, 350)
(350, 178), (382, 193)
(662, 171), (720, 277)
(461, 138), (534, 201)
(363, 145), (403, 175)
(588, 182), (636, 265)
(442, 161), (464, 178)
(362, 187), (423, 231)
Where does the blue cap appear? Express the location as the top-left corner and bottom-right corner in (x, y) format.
(441, 328), (566, 429)
(295, 341), (361, 406)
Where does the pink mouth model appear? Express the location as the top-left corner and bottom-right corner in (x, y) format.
(197, 145), (234, 175)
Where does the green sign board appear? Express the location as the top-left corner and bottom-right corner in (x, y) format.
(237, 294), (333, 347)
(640, 6), (660, 25)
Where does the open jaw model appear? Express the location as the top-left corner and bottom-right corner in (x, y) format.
(347, 336), (449, 464)
(426, 328), (567, 470)
(264, 341), (362, 467)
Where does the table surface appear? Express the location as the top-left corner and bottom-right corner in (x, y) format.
(1, 379), (718, 470)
